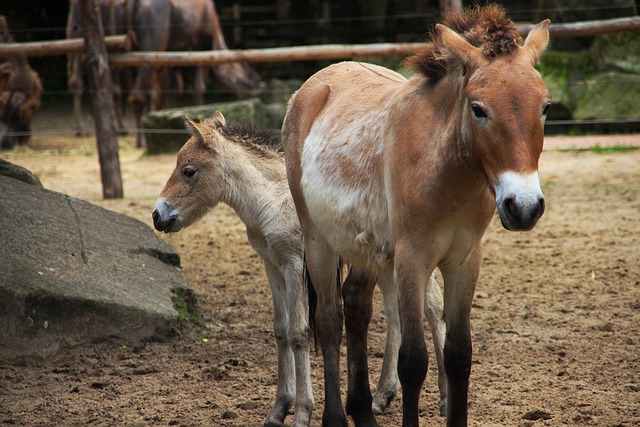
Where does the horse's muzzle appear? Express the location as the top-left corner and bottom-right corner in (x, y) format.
(500, 195), (545, 231)
(152, 209), (182, 233)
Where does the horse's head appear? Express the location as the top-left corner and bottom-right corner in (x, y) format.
(437, 19), (551, 231)
(152, 111), (227, 233)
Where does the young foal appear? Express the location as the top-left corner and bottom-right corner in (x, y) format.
(152, 112), (447, 426)
(282, 6), (550, 427)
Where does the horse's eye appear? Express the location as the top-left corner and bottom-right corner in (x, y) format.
(471, 103), (487, 119)
(182, 167), (196, 178)
(542, 102), (552, 116)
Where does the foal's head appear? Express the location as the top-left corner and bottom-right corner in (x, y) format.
(152, 111), (280, 233)
(409, 6), (551, 231)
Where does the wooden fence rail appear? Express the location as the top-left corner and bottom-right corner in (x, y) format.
(0, 35), (130, 58)
(106, 16), (638, 67)
(0, 16), (637, 64)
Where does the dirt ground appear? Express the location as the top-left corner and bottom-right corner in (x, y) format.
(0, 132), (639, 427)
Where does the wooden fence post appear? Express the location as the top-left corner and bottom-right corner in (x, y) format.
(78, 0), (123, 199)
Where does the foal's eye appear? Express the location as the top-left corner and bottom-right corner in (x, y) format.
(542, 102), (552, 116)
(471, 103), (488, 119)
(182, 167), (196, 178)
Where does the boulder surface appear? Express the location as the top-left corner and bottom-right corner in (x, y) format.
(0, 174), (191, 361)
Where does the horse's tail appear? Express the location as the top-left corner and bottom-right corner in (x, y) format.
(303, 250), (343, 352)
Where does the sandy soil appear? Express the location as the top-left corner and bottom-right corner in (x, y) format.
(0, 134), (639, 427)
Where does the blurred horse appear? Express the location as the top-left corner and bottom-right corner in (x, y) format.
(0, 16), (42, 150)
(67, 0), (263, 147)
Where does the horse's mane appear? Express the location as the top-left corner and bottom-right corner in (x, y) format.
(405, 4), (522, 82)
(218, 121), (283, 156)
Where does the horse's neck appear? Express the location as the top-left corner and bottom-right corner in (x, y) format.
(414, 73), (479, 168)
(221, 149), (285, 232)
(397, 74), (489, 200)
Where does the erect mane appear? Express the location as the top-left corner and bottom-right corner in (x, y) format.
(217, 120), (283, 157)
(405, 4), (522, 82)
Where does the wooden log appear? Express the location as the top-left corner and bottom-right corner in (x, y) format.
(109, 42), (424, 67)
(78, 0), (123, 199)
(0, 34), (129, 58)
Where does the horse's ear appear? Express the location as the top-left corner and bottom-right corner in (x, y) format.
(522, 19), (551, 66)
(211, 110), (226, 129)
(436, 24), (487, 73)
(184, 117), (207, 142)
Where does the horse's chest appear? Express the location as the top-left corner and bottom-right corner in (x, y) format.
(300, 116), (393, 265)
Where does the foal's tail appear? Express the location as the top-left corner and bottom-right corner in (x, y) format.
(303, 250), (343, 351)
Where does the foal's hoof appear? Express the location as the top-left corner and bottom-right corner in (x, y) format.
(371, 389), (397, 415)
(439, 399), (446, 417)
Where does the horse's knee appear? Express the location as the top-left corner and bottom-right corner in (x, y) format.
(397, 339), (428, 387)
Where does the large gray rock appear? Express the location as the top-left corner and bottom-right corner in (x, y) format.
(142, 97), (281, 154)
(0, 175), (191, 361)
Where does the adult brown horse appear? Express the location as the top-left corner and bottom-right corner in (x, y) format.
(282, 6), (550, 427)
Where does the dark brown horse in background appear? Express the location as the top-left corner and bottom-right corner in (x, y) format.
(66, 0), (263, 147)
(0, 16), (42, 150)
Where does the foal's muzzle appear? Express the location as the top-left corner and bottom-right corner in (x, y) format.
(152, 198), (183, 233)
(152, 209), (182, 233)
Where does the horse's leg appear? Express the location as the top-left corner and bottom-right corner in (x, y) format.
(193, 67), (206, 105)
(342, 267), (378, 427)
(68, 54), (86, 136)
(262, 262), (295, 427)
(372, 270), (400, 415)
(395, 242), (430, 427)
(128, 68), (149, 149)
(440, 247), (481, 427)
(284, 262), (314, 427)
(111, 70), (127, 134)
(424, 272), (447, 416)
(304, 232), (346, 427)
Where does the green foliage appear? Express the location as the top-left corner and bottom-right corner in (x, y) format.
(589, 144), (639, 154)
(172, 287), (204, 327)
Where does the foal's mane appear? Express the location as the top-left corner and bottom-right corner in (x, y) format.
(406, 4), (522, 82)
(202, 117), (283, 157)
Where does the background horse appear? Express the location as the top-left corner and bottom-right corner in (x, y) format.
(152, 112), (447, 426)
(0, 16), (42, 150)
(66, 0), (263, 146)
(282, 5), (550, 427)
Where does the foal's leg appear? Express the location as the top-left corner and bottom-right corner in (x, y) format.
(372, 271), (400, 415)
(440, 248), (481, 427)
(263, 262), (295, 427)
(424, 273), (447, 416)
(304, 234), (347, 427)
(342, 267), (378, 427)
(284, 262), (314, 427)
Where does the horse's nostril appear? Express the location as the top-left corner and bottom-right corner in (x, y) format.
(152, 209), (159, 224)
(537, 197), (546, 217)
(503, 196), (517, 219)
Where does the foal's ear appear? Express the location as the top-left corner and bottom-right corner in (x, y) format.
(201, 110), (226, 129)
(522, 19), (551, 66)
(184, 116), (207, 142)
(211, 110), (226, 129)
(437, 24), (487, 73)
